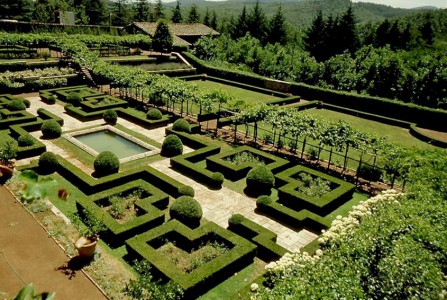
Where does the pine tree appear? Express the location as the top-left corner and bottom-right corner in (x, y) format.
(171, 0), (182, 23)
(375, 19), (391, 47)
(420, 13), (435, 45)
(389, 20), (402, 49)
(203, 8), (210, 27)
(232, 5), (249, 38)
(303, 11), (327, 61)
(338, 5), (358, 54)
(187, 4), (200, 24)
(152, 19), (173, 53)
(248, 0), (268, 43)
(210, 11), (218, 30)
(84, 0), (108, 25)
(0, 0), (34, 21)
(154, 0), (165, 21)
(268, 5), (287, 45)
(135, 0), (151, 22)
(112, 0), (132, 26)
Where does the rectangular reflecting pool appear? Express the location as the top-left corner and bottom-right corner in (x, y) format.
(63, 125), (160, 163)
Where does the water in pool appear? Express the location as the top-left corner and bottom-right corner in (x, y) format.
(75, 130), (148, 159)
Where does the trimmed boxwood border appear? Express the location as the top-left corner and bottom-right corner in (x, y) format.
(80, 95), (128, 112)
(125, 220), (256, 298)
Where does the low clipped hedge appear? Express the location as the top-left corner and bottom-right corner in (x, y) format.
(246, 166), (275, 196)
(41, 119), (62, 139)
(228, 214), (288, 262)
(169, 196), (203, 228)
(18, 134), (34, 147)
(147, 108), (163, 120)
(172, 118), (191, 133)
(103, 109), (118, 125)
(178, 185), (195, 197)
(38, 152), (59, 174)
(94, 151), (120, 177)
(66, 92), (83, 106)
(357, 164), (382, 182)
(45, 95), (57, 104)
(37, 108), (64, 126)
(161, 134), (183, 157)
(7, 99), (26, 111)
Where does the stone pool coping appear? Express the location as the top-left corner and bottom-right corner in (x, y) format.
(62, 125), (160, 164)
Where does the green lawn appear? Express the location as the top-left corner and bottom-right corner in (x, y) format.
(191, 80), (279, 104)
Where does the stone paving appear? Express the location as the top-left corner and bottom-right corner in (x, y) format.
(18, 95), (317, 253)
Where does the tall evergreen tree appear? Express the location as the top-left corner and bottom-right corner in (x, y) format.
(134, 0), (151, 22)
(153, 0), (165, 21)
(112, 0), (132, 26)
(0, 0), (34, 21)
(247, 0), (268, 43)
(232, 5), (249, 38)
(420, 13), (435, 45)
(210, 11), (218, 30)
(203, 8), (210, 27)
(84, 0), (108, 25)
(152, 19), (173, 53)
(187, 4), (200, 24)
(375, 19), (391, 47)
(337, 5), (358, 54)
(303, 11), (327, 61)
(171, 0), (182, 23)
(268, 5), (287, 45)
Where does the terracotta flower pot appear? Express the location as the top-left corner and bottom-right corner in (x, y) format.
(74, 236), (98, 258)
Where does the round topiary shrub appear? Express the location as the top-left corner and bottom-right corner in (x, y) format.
(22, 99), (31, 108)
(146, 108), (163, 120)
(228, 213), (245, 225)
(94, 151), (120, 176)
(18, 134), (35, 147)
(178, 185), (195, 197)
(66, 92), (83, 106)
(256, 195), (273, 208)
(169, 196), (202, 227)
(41, 120), (62, 139)
(210, 172), (224, 188)
(103, 109), (118, 125)
(46, 95), (57, 104)
(161, 134), (183, 157)
(7, 99), (26, 111)
(38, 152), (58, 174)
(246, 166), (275, 196)
(172, 119), (191, 133)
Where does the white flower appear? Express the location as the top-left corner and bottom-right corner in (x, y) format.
(315, 249), (323, 256)
(250, 283), (259, 292)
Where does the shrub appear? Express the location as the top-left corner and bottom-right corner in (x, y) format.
(169, 195), (202, 227)
(7, 99), (26, 111)
(161, 134), (183, 157)
(46, 95), (56, 104)
(22, 99), (31, 108)
(210, 172), (224, 188)
(94, 151), (120, 176)
(146, 108), (163, 120)
(246, 166), (275, 196)
(172, 119), (191, 133)
(256, 195), (272, 208)
(103, 109), (118, 125)
(178, 185), (195, 197)
(66, 92), (83, 106)
(18, 134), (35, 147)
(41, 120), (62, 139)
(357, 164), (382, 182)
(38, 152), (58, 173)
(228, 213), (245, 225)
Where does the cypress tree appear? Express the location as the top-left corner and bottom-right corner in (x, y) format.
(187, 4), (200, 23)
(268, 5), (287, 45)
(303, 11), (327, 61)
(152, 19), (173, 53)
(232, 5), (249, 38)
(338, 5), (359, 54)
(248, 0), (268, 43)
(135, 0), (151, 22)
(171, 0), (182, 23)
(154, 0), (165, 21)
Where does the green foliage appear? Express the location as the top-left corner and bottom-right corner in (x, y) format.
(13, 283), (55, 300)
(22, 99), (30, 108)
(246, 166), (275, 196)
(94, 151), (120, 176)
(38, 152), (59, 174)
(161, 134), (183, 157)
(357, 164), (382, 182)
(123, 260), (184, 300)
(41, 119), (62, 139)
(72, 207), (107, 238)
(17, 170), (56, 203)
(103, 109), (118, 125)
(172, 119), (191, 133)
(18, 134), (34, 147)
(7, 99), (26, 111)
(0, 140), (17, 165)
(152, 19), (173, 53)
(146, 108), (163, 120)
(256, 195), (272, 207)
(296, 173), (332, 198)
(66, 92), (83, 106)
(169, 196), (203, 227)
(225, 151), (265, 166)
(178, 185), (195, 197)
(187, 4), (200, 24)
(46, 95), (56, 105)
(210, 172), (224, 187)
(171, 0), (182, 23)
(228, 213), (245, 225)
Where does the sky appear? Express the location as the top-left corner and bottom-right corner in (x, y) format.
(351, 0), (447, 9)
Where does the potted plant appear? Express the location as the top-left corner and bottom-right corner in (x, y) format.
(72, 208), (106, 258)
(0, 140), (17, 169)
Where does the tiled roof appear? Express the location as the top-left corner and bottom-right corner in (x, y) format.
(133, 22), (219, 37)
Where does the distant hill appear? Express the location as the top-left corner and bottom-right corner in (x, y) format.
(163, 0), (431, 28)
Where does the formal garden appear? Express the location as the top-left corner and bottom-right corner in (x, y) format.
(0, 28), (446, 300)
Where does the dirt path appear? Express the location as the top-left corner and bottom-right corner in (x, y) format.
(0, 186), (106, 299)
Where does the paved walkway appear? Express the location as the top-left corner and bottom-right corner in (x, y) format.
(19, 96), (316, 253)
(0, 186), (106, 299)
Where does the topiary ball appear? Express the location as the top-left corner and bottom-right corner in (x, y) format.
(22, 99), (31, 108)
(103, 109), (118, 125)
(46, 95), (56, 104)
(18, 134), (35, 147)
(172, 119), (191, 133)
(256, 195), (273, 208)
(7, 99), (26, 111)
(94, 151), (120, 177)
(246, 166), (275, 196)
(169, 196), (202, 227)
(178, 185), (195, 197)
(210, 172), (224, 188)
(66, 92), (83, 106)
(161, 134), (183, 157)
(41, 120), (62, 139)
(38, 152), (59, 174)
(228, 213), (245, 225)
(146, 108), (163, 120)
